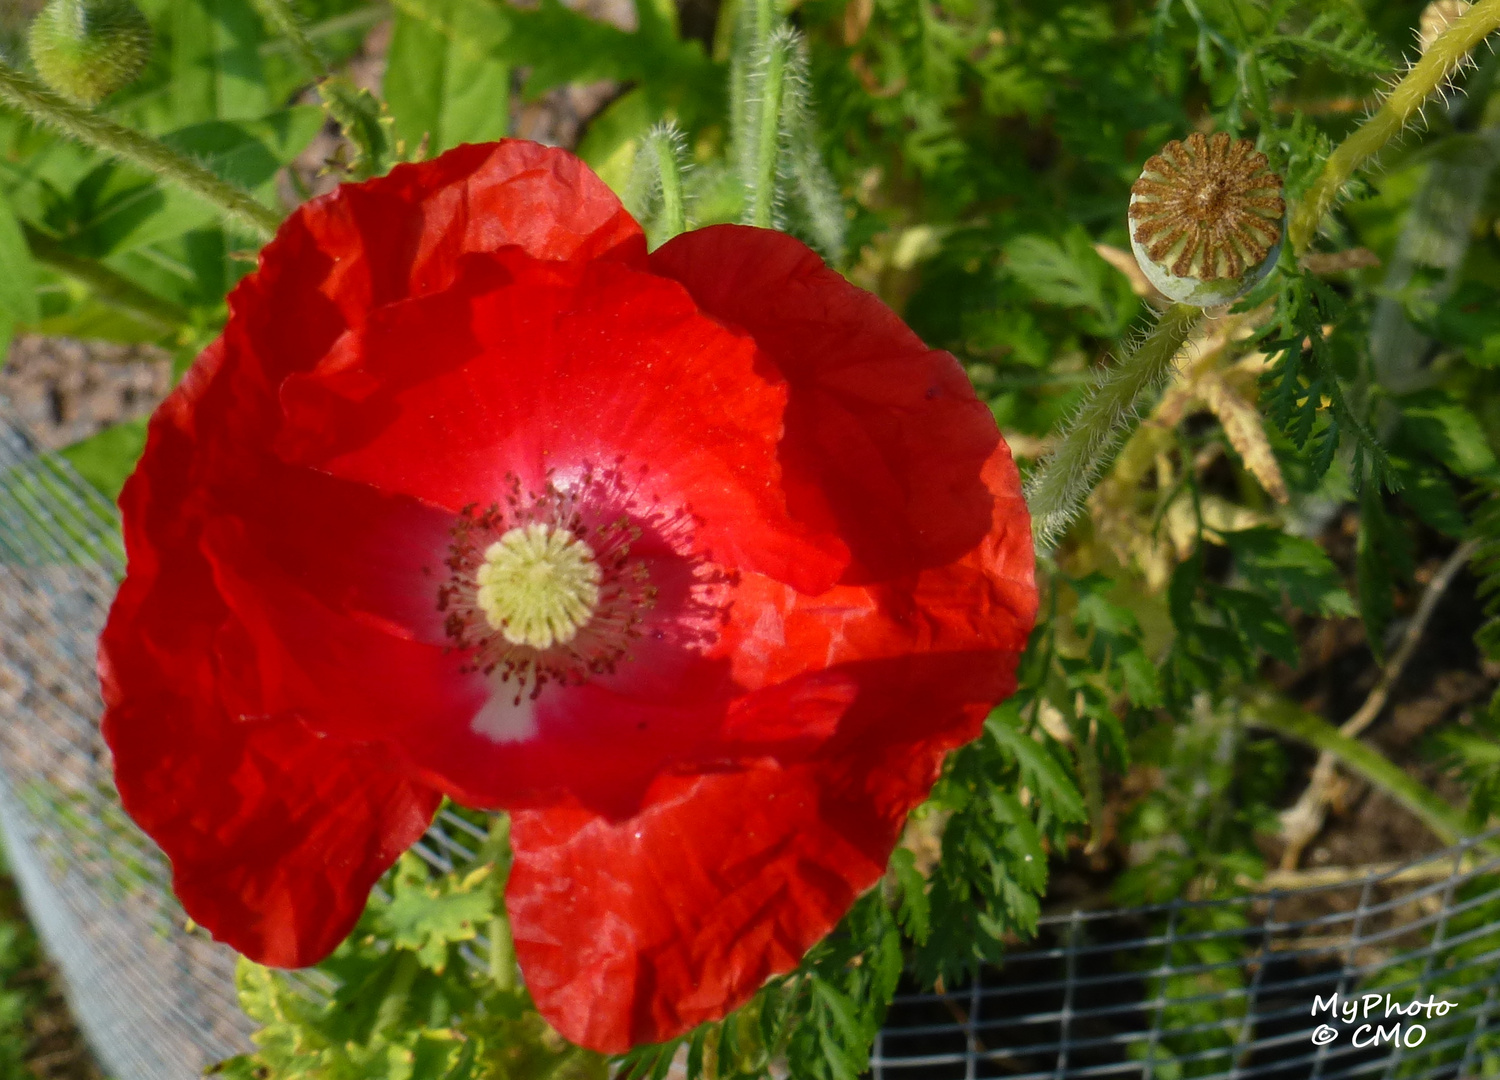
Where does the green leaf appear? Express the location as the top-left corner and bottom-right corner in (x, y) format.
(1215, 588), (1299, 667)
(0, 199), (40, 338)
(391, 0), (722, 127)
(411, 1031), (462, 1079)
(1219, 527), (1357, 617)
(888, 847), (930, 945)
(64, 108), (320, 256)
(986, 711), (1087, 823)
(1004, 227), (1135, 337)
(59, 418), (148, 500)
(385, 0), (511, 157)
(168, 0), (273, 126)
(1399, 392), (1500, 481)
(378, 859), (495, 973)
(166, 107), (326, 192)
(1392, 459), (1467, 538)
(1356, 486), (1410, 661)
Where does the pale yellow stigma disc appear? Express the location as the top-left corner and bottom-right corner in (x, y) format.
(475, 523), (602, 649)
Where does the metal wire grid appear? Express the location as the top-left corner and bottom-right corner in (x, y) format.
(1, 406), (1498, 1080)
(870, 840), (1500, 1080)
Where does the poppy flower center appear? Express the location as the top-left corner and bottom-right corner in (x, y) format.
(437, 469), (662, 703)
(476, 523), (602, 648)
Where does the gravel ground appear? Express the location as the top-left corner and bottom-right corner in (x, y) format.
(0, 338), (172, 451)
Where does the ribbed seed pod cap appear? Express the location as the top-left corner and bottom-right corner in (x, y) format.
(28, 0), (153, 106)
(1128, 132), (1286, 308)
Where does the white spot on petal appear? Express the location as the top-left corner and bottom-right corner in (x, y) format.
(471, 688), (539, 743)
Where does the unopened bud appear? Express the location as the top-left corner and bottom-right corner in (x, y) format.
(28, 0), (152, 106)
(1128, 133), (1285, 308)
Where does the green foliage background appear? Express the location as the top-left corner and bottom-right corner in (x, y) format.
(5, 0), (1500, 1076)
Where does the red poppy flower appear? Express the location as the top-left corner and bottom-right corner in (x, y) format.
(98, 140), (1037, 1053)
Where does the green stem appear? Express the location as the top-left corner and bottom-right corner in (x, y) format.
(1289, 0), (1500, 254)
(753, 0), (776, 49)
(1245, 690), (1496, 854)
(374, 951), (420, 1034)
(26, 228), (192, 335)
(257, 3), (391, 58)
(1025, 304), (1202, 551)
(488, 913), (517, 991)
(748, 31), (787, 229)
(0, 63), (281, 239)
(250, 0), (329, 79)
(655, 134), (686, 240)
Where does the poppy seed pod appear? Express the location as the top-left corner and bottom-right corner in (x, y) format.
(1128, 132), (1286, 308)
(28, 0), (152, 106)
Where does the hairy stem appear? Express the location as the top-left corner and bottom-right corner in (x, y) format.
(654, 134), (686, 240)
(250, 0), (329, 79)
(0, 63), (282, 239)
(1026, 304), (1202, 550)
(1289, 0), (1500, 254)
(747, 31), (788, 229)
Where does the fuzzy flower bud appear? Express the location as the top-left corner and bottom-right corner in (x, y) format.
(1128, 132), (1285, 308)
(28, 0), (152, 106)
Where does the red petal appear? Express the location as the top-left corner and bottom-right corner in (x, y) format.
(651, 225), (1001, 582)
(508, 650), (997, 1053)
(102, 666), (439, 967)
(272, 249), (848, 594)
(196, 497), (731, 817)
(210, 463), (460, 646)
(231, 141), (646, 393)
(718, 444), (1035, 709)
(103, 329), (440, 970)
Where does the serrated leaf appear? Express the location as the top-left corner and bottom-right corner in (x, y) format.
(64, 109), (320, 256)
(1116, 649), (1162, 708)
(1072, 582), (1141, 637)
(1393, 459), (1466, 538)
(888, 848), (931, 945)
(392, 0), (721, 127)
(986, 714), (1087, 823)
(442, 1036), (479, 1080)
(1356, 486), (1406, 660)
(1219, 527), (1356, 617)
(1005, 227), (1134, 336)
(412, 1031), (462, 1079)
(1215, 588), (1299, 666)
(1400, 392), (1500, 481)
(379, 860), (495, 972)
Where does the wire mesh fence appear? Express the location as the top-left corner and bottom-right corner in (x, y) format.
(1, 403), (1498, 1080)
